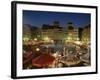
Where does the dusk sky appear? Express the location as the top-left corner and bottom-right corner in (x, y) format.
(23, 10), (90, 28)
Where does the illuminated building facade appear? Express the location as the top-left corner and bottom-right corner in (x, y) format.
(41, 21), (79, 44)
(23, 21), (79, 43)
(23, 24), (32, 41)
(82, 24), (90, 44)
(41, 21), (65, 43)
(66, 22), (79, 42)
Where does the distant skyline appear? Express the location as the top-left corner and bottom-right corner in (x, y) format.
(23, 10), (90, 28)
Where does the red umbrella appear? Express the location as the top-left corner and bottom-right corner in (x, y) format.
(32, 53), (55, 67)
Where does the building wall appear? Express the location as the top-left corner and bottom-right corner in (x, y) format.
(82, 24), (90, 43)
(66, 22), (79, 42)
(23, 24), (32, 41)
(41, 29), (66, 41)
(41, 22), (79, 43)
(23, 22), (80, 43)
(66, 29), (79, 42)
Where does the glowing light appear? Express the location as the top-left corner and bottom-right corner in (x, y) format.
(67, 37), (71, 40)
(53, 53), (58, 57)
(34, 38), (37, 41)
(23, 37), (29, 41)
(36, 48), (40, 51)
(51, 40), (54, 43)
(44, 37), (50, 41)
(74, 41), (82, 45)
(76, 38), (79, 41)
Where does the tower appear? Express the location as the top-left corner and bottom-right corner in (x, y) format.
(53, 21), (60, 27)
(67, 22), (74, 30)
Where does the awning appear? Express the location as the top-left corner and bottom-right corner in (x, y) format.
(32, 53), (55, 67)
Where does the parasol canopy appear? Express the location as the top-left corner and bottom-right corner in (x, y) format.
(32, 53), (55, 67)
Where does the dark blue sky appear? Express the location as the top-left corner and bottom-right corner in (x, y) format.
(23, 10), (90, 28)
